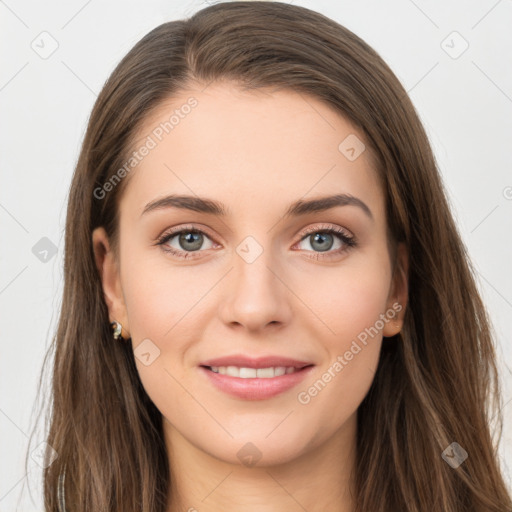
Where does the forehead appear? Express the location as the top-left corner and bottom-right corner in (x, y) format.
(120, 82), (385, 225)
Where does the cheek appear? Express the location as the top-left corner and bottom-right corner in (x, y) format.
(290, 253), (391, 409)
(120, 246), (210, 341)
(293, 255), (392, 347)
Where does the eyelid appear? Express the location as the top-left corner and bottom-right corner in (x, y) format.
(156, 223), (219, 243)
(297, 223), (354, 239)
(156, 222), (353, 243)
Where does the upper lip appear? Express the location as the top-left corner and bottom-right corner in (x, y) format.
(200, 354), (314, 369)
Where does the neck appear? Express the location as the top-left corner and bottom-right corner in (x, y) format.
(164, 414), (357, 512)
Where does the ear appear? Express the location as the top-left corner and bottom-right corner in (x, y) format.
(383, 242), (409, 338)
(92, 227), (130, 339)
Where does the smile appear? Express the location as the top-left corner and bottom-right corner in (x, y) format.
(208, 365), (299, 378)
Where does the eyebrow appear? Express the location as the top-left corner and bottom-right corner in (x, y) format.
(141, 193), (373, 221)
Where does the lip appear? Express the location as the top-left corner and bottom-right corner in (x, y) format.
(198, 356), (315, 400)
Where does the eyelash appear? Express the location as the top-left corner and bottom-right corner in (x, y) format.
(155, 223), (357, 261)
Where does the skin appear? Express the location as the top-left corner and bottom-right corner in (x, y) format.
(92, 82), (408, 512)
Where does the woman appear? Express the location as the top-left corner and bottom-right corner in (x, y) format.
(32, 1), (511, 511)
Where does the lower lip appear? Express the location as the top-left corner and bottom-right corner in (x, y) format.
(199, 365), (315, 400)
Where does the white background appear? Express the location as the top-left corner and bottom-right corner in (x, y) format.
(1, 0), (511, 509)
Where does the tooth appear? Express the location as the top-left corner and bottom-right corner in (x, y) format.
(256, 367), (275, 378)
(239, 367), (257, 378)
(211, 366), (297, 378)
(226, 366), (239, 377)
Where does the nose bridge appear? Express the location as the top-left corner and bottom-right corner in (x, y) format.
(234, 232), (282, 300)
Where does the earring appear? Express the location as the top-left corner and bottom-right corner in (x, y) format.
(110, 321), (123, 341)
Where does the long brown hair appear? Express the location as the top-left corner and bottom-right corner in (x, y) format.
(28, 2), (511, 511)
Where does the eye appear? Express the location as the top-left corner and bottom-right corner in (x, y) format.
(294, 224), (357, 260)
(156, 225), (217, 259)
(155, 223), (357, 260)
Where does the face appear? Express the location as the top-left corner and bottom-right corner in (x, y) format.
(93, 82), (408, 468)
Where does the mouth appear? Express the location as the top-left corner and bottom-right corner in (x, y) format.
(198, 364), (315, 400)
(201, 364), (313, 378)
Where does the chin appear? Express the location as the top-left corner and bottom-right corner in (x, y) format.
(195, 426), (313, 468)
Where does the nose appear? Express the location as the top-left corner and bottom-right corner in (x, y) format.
(218, 245), (292, 333)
